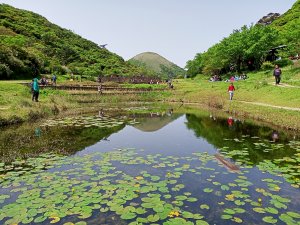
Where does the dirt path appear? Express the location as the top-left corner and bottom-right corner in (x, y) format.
(164, 100), (300, 112)
(238, 100), (300, 112)
(269, 82), (300, 88)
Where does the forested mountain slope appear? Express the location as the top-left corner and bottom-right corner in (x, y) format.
(0, 4), (143, 79)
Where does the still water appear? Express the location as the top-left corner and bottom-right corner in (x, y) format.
(0, 105), (300, 225)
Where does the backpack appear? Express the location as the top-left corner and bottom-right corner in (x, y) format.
(274, 68), (281, 76)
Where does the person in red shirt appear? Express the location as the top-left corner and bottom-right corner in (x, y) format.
(228, 83), (235, 100)
(227, 117), (234, 126)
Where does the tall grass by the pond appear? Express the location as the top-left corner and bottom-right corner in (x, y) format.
(0, 83), (76, 125)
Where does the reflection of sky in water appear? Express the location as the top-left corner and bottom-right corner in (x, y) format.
(76, 115), (217, 157)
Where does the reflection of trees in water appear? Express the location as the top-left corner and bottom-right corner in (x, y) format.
(0, 124), (125, 163)
(185, 114), (296, 165)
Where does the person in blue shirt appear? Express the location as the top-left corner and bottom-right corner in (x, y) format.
(32, 78), (40, 102)
(52, 74), (57, 85)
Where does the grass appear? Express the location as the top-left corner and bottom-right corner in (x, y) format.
(120, 83), (167, 89)
(1, 63), (300, 129)
(0, 83), (78, 125)
(165, 64), (300, 130)
(169, 65), (300, 107)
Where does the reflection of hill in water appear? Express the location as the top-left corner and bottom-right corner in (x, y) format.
(132, 114), (181, 132)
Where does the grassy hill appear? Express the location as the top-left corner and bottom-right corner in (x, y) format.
(0, 4), (143, 79)
(129, 52), (185, 79)
(270, 0), (300, 55)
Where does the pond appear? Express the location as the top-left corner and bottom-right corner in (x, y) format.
(0, 104), (300, 225)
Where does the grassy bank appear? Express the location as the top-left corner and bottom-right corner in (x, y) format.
(170, 65), (300, 106)
(0, 81), (171, 126)
(1, 64), (300, 130)
(0, 82), (78, 125)
(166, 64), (300, 130)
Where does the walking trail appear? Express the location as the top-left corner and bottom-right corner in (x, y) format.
(269, 82), (300, 88)
(238, 101), (300, 112)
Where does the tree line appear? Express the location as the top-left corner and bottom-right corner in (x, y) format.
(186, 0), (300, 77)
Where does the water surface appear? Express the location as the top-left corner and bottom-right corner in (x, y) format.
(0, 105), (299, 225)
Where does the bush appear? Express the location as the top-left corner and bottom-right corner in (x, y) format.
(254, 79), (268, 89)
(208, 95), (224, 109)
(274, 59), (293, 68)
(261, 62), (274, 70)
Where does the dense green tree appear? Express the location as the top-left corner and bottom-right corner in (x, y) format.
(186, 0), (299, 76)
(185, 53), (204, 77)
(186, 25), (278, 76)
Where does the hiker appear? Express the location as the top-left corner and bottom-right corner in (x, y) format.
(167, 80), (174, 89)
(97, 74), (102, 83)
(273, 64), (282, 85)
(227, 117), (234, 127)
(35, 128), (42, 137)
(52, 74), (57, 86)
(40, 76), (47, 85)
(30, 79), (34, 94)
(272, 130), (279, 142)
(98, 109), (104, 117)
(241, 73), (248, 80)
(228, 83), (235, 100)
(32, 78), (40, 102)
(98, 83), (103, 94)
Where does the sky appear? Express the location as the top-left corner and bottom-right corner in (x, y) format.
(0, 0), (297, 67)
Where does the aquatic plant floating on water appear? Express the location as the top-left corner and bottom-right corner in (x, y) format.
(1, 144), (300, 224)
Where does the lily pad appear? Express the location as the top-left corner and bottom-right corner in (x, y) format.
(262, 216), (278, 224)
(147, 214), (160, 223)
(200, 204), (210, 210)
(203, 188), (213, 193)
(121, 212), (137, 220)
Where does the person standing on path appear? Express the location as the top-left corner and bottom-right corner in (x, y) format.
(32, 78), (40, 102)
(228, 83), (235, 100)
(52, 74), (57, 86)
(273, 64), (282, 85)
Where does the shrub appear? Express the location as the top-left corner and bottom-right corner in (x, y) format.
(254, 79), (268, 89)
(261, 79), (268, 86)
(261, 62), (274, 70)
(208, 95), (224, 109)
(274, 59), (293, 67)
